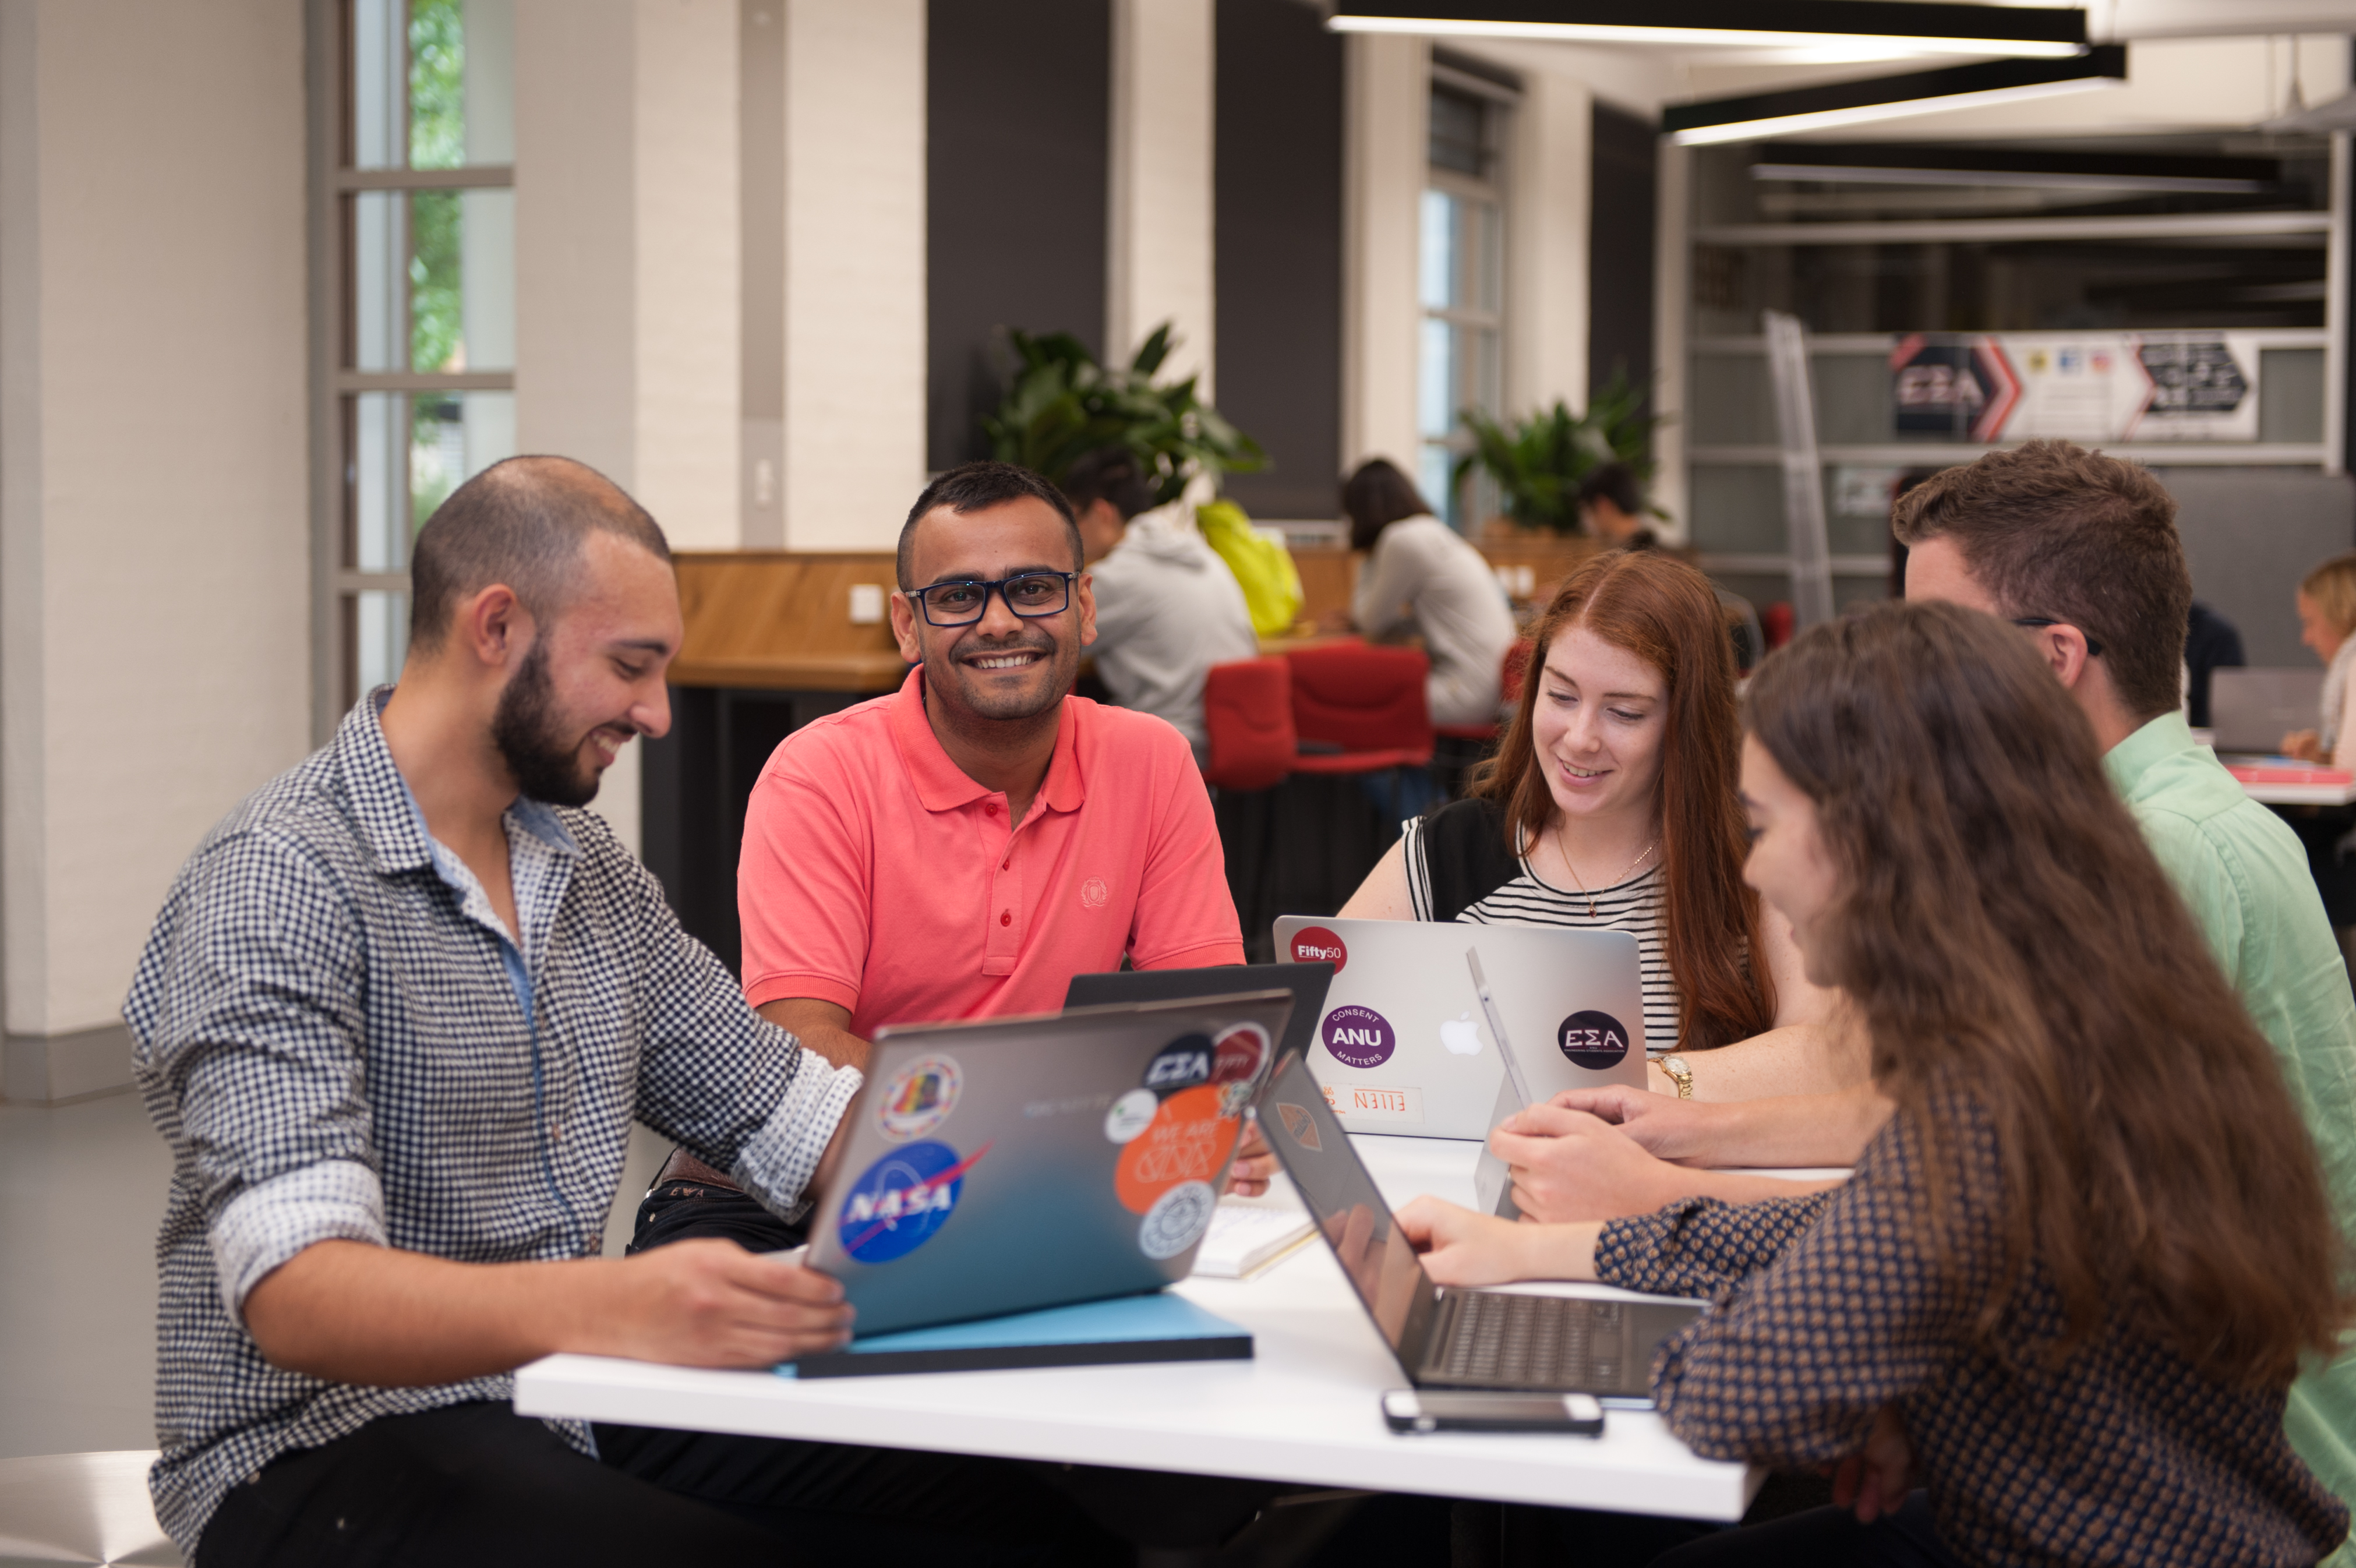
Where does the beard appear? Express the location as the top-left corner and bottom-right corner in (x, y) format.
(491, 639), (604, 807)
(930, 627), (1075, 723)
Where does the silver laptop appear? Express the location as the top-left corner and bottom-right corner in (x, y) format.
(1257, 1048), (1702, 1404)
(1271, 916), (1648, 1139)
(2211, 667), (2322, 754)
(806, 993), (1292, 1337)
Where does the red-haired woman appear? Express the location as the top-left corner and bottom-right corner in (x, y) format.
(1340, 549), (1851, 1099)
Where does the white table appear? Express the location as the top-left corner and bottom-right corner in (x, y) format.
(516, 1137), (1821, 1522)
(2240, 776), (2356, 806)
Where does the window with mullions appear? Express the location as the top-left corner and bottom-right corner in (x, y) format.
(1418, 80), (1506, 531)
(327, 0), (515, 711)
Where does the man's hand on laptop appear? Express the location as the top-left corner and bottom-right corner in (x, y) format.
(1488, 1106), (1693, 1224)
(1224, 1116), (1277, 1198)
(599, 1239), (856, 1366)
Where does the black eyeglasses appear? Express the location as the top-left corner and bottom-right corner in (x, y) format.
(2010, 617), (2103, 658)
(905, 571), (1078, 627)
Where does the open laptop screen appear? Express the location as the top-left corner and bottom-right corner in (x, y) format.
(1259, 1050), (1436, 1355)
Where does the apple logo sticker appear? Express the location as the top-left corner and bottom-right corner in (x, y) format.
(1438, 1011), (1483, 1057)
(1556, 1010), (1631, 1070)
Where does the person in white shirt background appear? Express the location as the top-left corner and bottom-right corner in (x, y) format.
(1062, 446), (1259, 765)
(1333, 457), (1518, 730)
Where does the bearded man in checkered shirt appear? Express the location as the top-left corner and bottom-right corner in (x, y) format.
(128, 457), (1124, 1567)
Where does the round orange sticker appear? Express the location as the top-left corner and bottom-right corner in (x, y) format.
(1114, 1084), (1239, 1214)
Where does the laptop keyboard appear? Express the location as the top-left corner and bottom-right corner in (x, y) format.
(1438, 1291), (1623, 1389)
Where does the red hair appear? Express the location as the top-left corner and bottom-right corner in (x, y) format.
(1469, 552), (1775, 1049)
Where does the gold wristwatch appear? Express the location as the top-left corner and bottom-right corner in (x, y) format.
(1656, 1054), (1696, 1099)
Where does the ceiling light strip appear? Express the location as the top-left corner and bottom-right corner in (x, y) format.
(1325, 1), (2086, 56)
(1662, 45), (2128, 145)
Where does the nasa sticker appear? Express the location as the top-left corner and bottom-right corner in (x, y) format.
(1557, 1010), (1633, 1070)
(876, 1055), (962, 1142)
(1138, 1180), (1217, 1261)
(1143, 1033), (1216, 1096)
(1322, 1005), (1396, 1071)
(1104, 1087), (1159, 1144)
(1209, 1022), (1270, 1085)
(1288, 926), (1348, 973)
(835, 1140), (989, 1264)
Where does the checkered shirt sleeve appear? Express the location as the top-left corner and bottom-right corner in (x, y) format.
(1596, 1090), (2348, 1566)
(125, 695), (858, 1555)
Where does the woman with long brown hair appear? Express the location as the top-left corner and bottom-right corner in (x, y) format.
(1401, 599), (2350, 1566)
(1340, 548), (1848, 1096)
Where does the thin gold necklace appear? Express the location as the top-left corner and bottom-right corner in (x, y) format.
(1556, 828), (1658, 919)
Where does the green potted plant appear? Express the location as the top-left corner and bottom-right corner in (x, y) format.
(982, 323), (1266, 501)
(1456, 369), (1668, 536)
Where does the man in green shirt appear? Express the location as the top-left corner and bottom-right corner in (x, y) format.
(1500, 440), (2356, 1539)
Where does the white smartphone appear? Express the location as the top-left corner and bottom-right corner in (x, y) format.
(1381, 1389), (1605, 1435)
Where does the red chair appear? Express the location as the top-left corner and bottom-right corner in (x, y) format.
(1433, 637), (1537, 745)
(1285, 643), (1433, 772)
(1762, 601), (1795, 653)
(1201, 658), (1296, 792)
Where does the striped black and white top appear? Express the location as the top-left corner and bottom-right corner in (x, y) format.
(1403, 803), (1682, 1055)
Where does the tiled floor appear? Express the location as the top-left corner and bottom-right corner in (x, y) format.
(0, 1089), (666, 1461)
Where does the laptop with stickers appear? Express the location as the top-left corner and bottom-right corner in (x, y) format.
(1257, 1048), (1703, 1405)
(804, 992), (1294, 1339)
(1269, 916), (1648, 1139)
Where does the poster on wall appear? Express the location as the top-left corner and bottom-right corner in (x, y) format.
(1889, 333), (2259, 444)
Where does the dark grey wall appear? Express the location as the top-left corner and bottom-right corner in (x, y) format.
(926, 0), (1110, 472)
(2157, 467), (2356, 667)
(1589, 101), (1657, 412)
(1214, 0), (1344, 520)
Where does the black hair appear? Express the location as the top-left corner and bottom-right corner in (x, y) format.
(409, 455), (671, 653)
(1577, 461), (1645, 519)
(898, 461), (1082, 589)
(1059, 446), (1158, 522)
(1340, 458), (1432, 552)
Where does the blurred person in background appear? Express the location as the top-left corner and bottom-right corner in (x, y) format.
(1060, 446), (1257, 765)
(1335, 457), (1517, 729)
(2285, 552), (2356, 768)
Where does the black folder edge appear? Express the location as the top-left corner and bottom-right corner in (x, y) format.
(790, 1328), (1253, 1379)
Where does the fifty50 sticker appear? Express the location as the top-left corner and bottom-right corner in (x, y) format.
(1557, 1011), (1633, 1070)
(836, 1140), (990, 1264)
(1288, 926), (1348, 972)
(877, 1055), (961, 1142)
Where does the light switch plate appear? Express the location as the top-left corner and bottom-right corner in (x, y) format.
(849, 583), (886, 624)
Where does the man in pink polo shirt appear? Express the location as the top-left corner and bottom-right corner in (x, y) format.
(634, 461), (1256, 1253)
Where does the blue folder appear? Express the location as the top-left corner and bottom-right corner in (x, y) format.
(782, 1291), (1252, 1379)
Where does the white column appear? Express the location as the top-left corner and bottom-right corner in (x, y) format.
(0, 0), (310, 1095)
(1650, 138), (1690, 542)
(779, 0), (926, 550)
(1107, 0), (1216, 393)
(515, 0), (744, 856)
(635, 0), (740, 549)
(1506, 72), (1591, 420)
(1341, 31), (1426, 475)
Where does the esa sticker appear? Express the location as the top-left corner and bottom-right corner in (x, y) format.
(1321, 1005), (1396, 1071)
(877, 1055), (962, 1141)
(1557, 1011), (1633, 1070)
(1138, 1180), (1217, 1260)
(1115, 1085), (1240, 1213)
(1209, 1022), (1270, 1085)
(835, 1140), (989, 1264)
(1104, 1087), (1159, 1144)
(1273, 1101), (1322, 1153)
(1143, 1033), (1216, 1095)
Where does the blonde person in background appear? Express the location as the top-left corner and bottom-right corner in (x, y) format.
(2285, 550), (2356, 768)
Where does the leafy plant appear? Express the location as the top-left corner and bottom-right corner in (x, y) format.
(1455, 369), (1668, 535)
(983, 323), (1265, 507)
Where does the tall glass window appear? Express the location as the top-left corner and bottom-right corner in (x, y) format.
(1418, 81), (1506, 529)
(331, 0), (516, 710)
